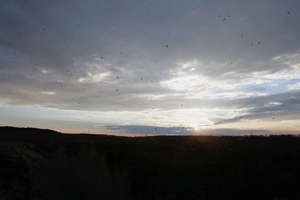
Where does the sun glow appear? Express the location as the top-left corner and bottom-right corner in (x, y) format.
(193, 127), (200, 131)
(190, 123), (200, 130)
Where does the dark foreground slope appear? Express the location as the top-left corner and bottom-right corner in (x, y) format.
(0, 126), (300, 200)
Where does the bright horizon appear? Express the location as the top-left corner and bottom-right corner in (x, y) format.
(1, 0), (300, 137)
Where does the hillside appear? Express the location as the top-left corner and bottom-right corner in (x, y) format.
(0, 127), (300, 200)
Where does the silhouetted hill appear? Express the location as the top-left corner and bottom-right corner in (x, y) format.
(1, 126), (300, 200)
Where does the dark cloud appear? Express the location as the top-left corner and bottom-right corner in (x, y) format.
(103, 125), (195, 136)
(213, 91), (300, 125)
(102, 125), (274, 136)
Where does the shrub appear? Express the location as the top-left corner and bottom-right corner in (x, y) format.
(0, 178), (22, 200)
(38, 142), (130, 200)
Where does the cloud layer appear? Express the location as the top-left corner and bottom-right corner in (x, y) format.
(1, 0), (300, 135)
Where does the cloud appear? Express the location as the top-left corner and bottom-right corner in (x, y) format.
(100, 124), (280, 136)
(102, 125), (195, 136)
(41, 91), (57, 95)
(288, 82), (300, 90)
(1, 0), (300, 134)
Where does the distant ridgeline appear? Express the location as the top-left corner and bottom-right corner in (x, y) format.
(0, 126), (64, 142)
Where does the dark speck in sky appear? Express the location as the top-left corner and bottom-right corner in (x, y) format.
(166, 45), (168, 48)
(101, 57), (103, 59)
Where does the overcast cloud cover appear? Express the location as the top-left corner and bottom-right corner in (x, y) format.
(1, 0), (300, 136)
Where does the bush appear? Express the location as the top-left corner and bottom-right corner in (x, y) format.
(0, 178), (22, 200)
(38, 142), (131, 200)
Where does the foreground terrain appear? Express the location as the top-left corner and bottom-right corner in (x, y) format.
(0, 126), (300, 200)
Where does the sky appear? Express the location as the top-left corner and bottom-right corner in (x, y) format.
(1, 0), (300, 137)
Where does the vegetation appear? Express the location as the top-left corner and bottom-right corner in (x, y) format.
(38, 143), (131, 200)
(0, 127), (300, 200)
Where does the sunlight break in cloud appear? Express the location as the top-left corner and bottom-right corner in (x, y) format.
(41, 91), (57, 95)
(288, 82), (300, 90)
(78, 72), (111, 83)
